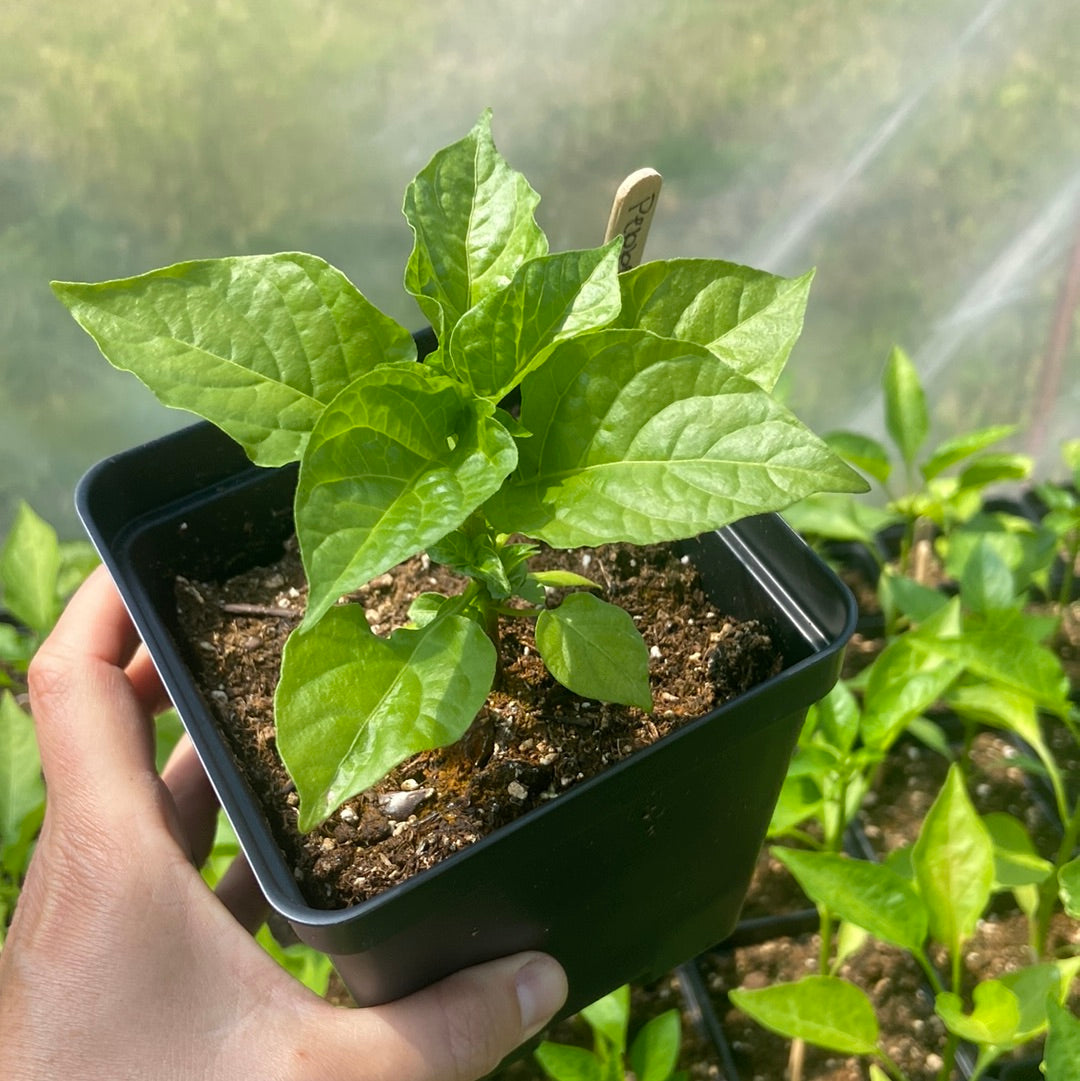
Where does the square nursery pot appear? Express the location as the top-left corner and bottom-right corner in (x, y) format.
(76, 418), (857, 1018)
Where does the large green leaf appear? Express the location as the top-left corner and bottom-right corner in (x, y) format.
(912, 765), (994, 960)
(614, 260), (815, 391)
(444, 241), (623, 400)
(275, 603), (495, 831)
(0, 691), (43, 850)
(534, 592), (652, 710)
(883, 345), (927, 472)
(295, 364), (517, 627)
(53, 253), (415, 466)
(729, 976), (879, 1055)
(773, 848), (928, 952)
(403, 110), (548, 339)
(487, 329), (866, 547)
(0, 502), (60, 635)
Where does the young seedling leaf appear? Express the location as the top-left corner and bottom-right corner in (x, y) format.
(445, 241), (623, 400)
(959, 536), (1017, 614)
(0, 691), (44, 850)
(403, 110), (548, 339)
(534, 592), (652, 710)
(529, 570), (601, 590)
(52, 254), (415, 467)
(581, 984), (631, 1056)
(1060, 856), (1080, 918)
(824, 430), (893, 485)
(534, 1042), (604, 1081)
(296, 364), (517, 627)
(935, 983), (1021, 1047)
(276, 604), (496, 831)
(883, 345), (928, 472)
(0, 502), (61, 635)
(912, 764), (994, 960)
(772, 848), (928, 952)
(921, 424), (1017, 481)
(729, 976), (879, 1055)
(488, 329), (866, 548)
(1044, 996), (1080, 1081)
(981, 812), (1053, 890)
(614, 260), (814, 392)
(629, 1009), (682, 1081)
(859, 633), (963, 752)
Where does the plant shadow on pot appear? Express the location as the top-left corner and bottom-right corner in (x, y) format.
(76, 416), (857, 1021)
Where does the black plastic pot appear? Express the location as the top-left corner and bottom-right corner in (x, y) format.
(76, 419), (857, 1018)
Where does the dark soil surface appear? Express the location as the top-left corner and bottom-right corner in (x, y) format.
(176, 538), (781, 909)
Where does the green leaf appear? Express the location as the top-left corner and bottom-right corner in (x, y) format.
(613, 260), (815, 391)
(882, 346), (927, 472)
(488, 329), (866, 548)
(534, 593), (651, 710)
(53, 253), (415, 467)
(912, 765), (994, 959)
(0, 691), (43, 850)
(403, 110), (548, 339)
(782, 493), (896, 547)
(921, 425), (1017, 481)
(529, 570), (600, 590)
(772, 848), (928, 952)
(534, 1042), (604, 1081)
(428, 529), (513, 600)
(959, 535), (1018, 613)
(445, 241), (623, 400)
(729, 976), (879, 1055)
(295, 364), (517, 627)
(582, 985), (630, 1055)
(0, 502), (61, 636)
(1060, 856), (1080, 918)
(957, 453), (1032, 492)
(998, 964), (1069, 1045)
(934, 609), (1071, 715)
(879, 569), (951, 624)
(813, 680), (861, 755)
(859, 632), (963, 752)
(824, 430), (893, 485)
(1045, 996), (1080, 1081)
(629, 1009), (682, 1081)
(275, 603), (496, 831)
(935, 983), (1021, 1047)
(982, 812), (1053, 890)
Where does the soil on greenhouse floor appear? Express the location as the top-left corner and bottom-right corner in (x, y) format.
(176, 538), (782, 909)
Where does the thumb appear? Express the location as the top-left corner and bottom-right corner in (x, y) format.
(320, 952), (567, 1081)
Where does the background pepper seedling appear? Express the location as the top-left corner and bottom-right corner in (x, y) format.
(53, 111), (865, 830)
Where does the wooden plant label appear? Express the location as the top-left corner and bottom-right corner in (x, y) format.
(603, 167), (662, 271)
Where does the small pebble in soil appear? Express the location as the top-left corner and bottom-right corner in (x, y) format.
(378, 788), (434, 821)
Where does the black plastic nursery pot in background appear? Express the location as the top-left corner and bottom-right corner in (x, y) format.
(76, 418), (857, 1019)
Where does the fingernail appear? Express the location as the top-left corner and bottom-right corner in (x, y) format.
(515, 955), (568, 1039)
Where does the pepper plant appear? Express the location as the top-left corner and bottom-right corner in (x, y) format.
(53, 111), (864, 830)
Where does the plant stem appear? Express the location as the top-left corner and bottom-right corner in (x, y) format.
(1035, 790), (1080, 954)
(818, 908), (833, 973)
(876, 1051), (912, 1081)
(939, 1032), (959, 1081)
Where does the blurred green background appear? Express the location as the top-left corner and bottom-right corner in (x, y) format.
(3, 0), (1078, 537)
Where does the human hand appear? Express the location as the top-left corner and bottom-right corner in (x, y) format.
(0, 566), (566, 1081)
